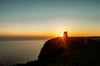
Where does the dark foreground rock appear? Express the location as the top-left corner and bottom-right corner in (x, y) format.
(12, 37), (100, 66)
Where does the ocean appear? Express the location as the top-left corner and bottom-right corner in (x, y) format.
(0, 39), (48, 65)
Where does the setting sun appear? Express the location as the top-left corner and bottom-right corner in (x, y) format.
(60, 33), (64, 37)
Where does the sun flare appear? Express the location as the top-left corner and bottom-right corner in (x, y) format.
(60, 33), (63, 37)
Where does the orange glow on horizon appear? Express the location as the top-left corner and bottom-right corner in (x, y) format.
(0, 31), (56, 37)
(0, 30), (100, 37)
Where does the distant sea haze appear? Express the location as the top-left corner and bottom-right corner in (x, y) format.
(0, 36), (50, 41)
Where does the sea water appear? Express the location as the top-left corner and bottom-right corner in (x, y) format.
(0, 39), (47, 65)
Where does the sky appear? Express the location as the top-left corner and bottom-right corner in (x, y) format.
(0, 0), (100, 37)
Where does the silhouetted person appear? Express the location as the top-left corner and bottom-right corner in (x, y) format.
(62, 31), (69, 45)
(63, 31), (68, 38)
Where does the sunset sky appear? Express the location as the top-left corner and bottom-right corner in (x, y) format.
(0, 0), (100, 37)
